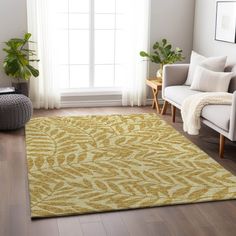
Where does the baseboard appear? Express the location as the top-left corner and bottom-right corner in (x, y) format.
(61, 100), (122, 108)
(61, 98), (162, 108)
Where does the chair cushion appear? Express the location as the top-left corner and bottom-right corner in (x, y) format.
(165, 85), (201, 106)
(201, 105), (231, 131)
(190, 66), (233, 92)
(185, 51), (227, 85)
(165, 85), (231, 131)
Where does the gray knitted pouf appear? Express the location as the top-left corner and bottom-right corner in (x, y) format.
(0, 94), (33, 130)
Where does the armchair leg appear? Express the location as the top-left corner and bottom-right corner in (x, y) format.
(161, 101), (169, 115)
(219, 134), (225, 158)
(171, 105), (176, 123)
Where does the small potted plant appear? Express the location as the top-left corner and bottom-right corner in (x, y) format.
(140, 39), (184, 80)
(2, 33), (39, 96)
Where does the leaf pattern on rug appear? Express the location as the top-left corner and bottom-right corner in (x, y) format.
(25, 114), (236, 218)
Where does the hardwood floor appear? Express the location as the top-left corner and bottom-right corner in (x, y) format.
(1, 106), (236, 236)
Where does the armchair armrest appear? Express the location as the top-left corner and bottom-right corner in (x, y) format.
(162, 64), (189, 99)
(229, 91), (236, 141)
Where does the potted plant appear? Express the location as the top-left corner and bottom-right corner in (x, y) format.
(140, 39), (184, 80)
(2, 33), (39, 96)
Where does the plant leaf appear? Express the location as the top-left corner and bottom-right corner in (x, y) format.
(24, 33), (32, 41)
(140, 51), (149, 57)
(162, 39), (167, 46)
(2, 32), (39, 80)
(27, 64), (39, 77)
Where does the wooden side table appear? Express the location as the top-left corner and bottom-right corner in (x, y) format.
(146, 78), (162, 113)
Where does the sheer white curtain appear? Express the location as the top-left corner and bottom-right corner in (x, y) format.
(122, 0), (151, 107)
(27, 0), (60, 109)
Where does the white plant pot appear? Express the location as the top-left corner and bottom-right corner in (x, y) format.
(156, 69), (162, 78)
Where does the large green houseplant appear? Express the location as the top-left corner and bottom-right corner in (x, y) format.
(140, 39), (184, 79)
(3, 33), (39, 96)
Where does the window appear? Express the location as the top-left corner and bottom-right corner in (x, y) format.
(54, 0), (126, 90)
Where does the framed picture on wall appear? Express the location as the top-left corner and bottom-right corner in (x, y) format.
(215, 1), (236, 43)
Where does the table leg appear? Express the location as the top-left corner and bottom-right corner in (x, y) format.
(161, 100), (169, 115)
(152, 88), (161, 113)
(151, 93), (155, 109)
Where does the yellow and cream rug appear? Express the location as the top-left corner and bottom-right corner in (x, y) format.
(26, 113), (236, 218)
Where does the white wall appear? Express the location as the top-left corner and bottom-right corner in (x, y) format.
(149, 0), (196, 77)
(0, 0), (27, 87)
(193, 0), (236, 64)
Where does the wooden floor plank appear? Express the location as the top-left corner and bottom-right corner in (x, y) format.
(28, 219), (59, 236)
(81, 222), (107, 236)
(57, 217), (83, 236)
(179, 204), (211, 227)
(120, 210), (155, 236)
(0, 161), (9, 236)
(0, 138), (6, 161)
(146, 221), (173, 236)
(153, 206), (202, 236)
(79, 214), (102, 224)
(101, 212), (130, 236)
(196, 202), (236, 235)
(9, 205), (28, 236)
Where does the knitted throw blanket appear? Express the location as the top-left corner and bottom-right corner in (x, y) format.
(181, 92), (232, 135)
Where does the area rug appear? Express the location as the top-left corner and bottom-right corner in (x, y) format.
(25, 113), (236, 218)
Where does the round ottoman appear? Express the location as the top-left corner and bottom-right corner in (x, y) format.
(0, 94), (33, 130)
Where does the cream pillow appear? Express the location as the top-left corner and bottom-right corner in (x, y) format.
(185, 51), (227, 85)
(190, 66), (233, 92)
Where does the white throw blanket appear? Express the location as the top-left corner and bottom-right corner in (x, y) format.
(181, 92), (232, 135)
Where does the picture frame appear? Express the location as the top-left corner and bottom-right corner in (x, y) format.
(215, 1), (236, 43)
